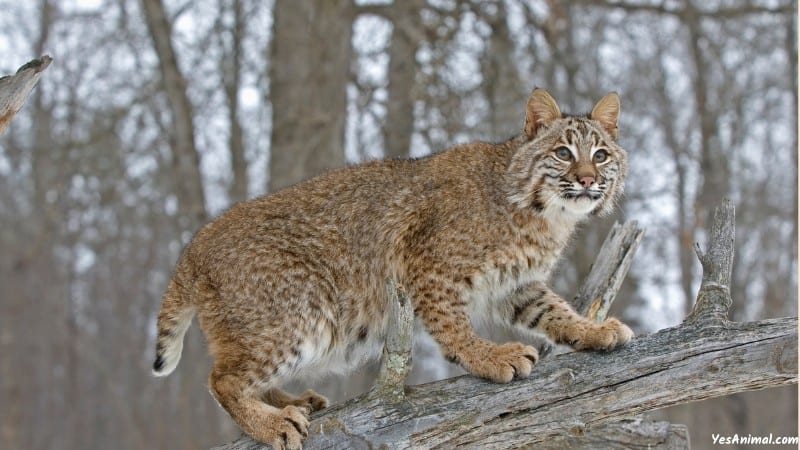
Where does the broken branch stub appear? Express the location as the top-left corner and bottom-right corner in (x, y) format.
(0, 55), (52, 136)
(573, 220), (645, 322)
(686, 198), (735, 325)
(369, 279), (414, 401)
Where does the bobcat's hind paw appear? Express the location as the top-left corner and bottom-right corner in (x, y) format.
(295, 389), (329, 413)
(464, 342), (539, 383)
(251, 405), (310, 450)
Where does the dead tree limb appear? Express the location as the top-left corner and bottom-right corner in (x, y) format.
(0, 55), (52, 136)
(543, 418), (690, 450)
(568, 221), (691, 449)
(215, 201), (797, 449)
(573, 220), (645, 321)
(368, 280), (414, 402)
(685, 199), (734, 325)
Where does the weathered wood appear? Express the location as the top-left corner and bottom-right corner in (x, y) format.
(569, 221), (685, 448)
(540, 417), (690, 450)
(216, 316), (795, 449)
(573, 220), (645, 321)
(368, 280), (414, 402)
(0, 55), (52, 135)
(686, 199), (734, 325)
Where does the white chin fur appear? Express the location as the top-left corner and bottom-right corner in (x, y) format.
(544, 196), (598, 220)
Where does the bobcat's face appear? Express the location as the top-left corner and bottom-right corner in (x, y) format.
(508, 90), (628, 218)
(533, 117), (627, 216)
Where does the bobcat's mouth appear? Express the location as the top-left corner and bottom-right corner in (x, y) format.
(562, 190), (602, 201)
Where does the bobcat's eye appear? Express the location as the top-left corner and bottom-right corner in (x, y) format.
(555, 147), (573, 162)
(593, 149), (608, 163)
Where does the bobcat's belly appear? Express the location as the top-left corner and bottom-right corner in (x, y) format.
(291, 313), (389, 380)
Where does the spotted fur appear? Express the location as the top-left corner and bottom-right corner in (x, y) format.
(151, 89), (633, 449)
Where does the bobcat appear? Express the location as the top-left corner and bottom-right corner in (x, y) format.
(152, 89), (633, 449)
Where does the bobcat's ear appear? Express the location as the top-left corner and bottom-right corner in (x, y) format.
(590, 92), (620, 140)
(524, 89), (562, 139)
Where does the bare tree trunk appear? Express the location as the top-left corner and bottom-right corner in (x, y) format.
(383, 0), (423, 159)
(26, 4), (67, 447)
(219, 314), (795, 449)
(542, 418), (690, 450)
(268, 0), (353, 191)
(141, 1), (229, 447)
(478, 0), (526, 139)
(683, 0), (730, 272)
(222, 0), (249, 204)
(141, 0), (207, 228)
(572, 221), (644, 320)
(652, 50), (697, 311)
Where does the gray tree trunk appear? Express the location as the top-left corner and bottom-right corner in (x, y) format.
(383, 0), (423, 159)
(221, 0), (249, 204)
(268, 0), (353, 191)
(141, 0), (207, 229)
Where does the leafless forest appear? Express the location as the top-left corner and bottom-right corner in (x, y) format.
(0, 1), (796, 449)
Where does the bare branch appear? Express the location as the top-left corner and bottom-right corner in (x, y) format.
(368, 280), (414, 402)
(569, 0), (793, 18)
(355, 3), (392, 20)
(0, 55), (52, 136)
(573, 221), (645, 322)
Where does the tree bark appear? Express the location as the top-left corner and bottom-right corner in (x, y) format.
(141, 0), (207, 228)
(0, 55), (52, 136)
(382, 0), (423, 159)
(573, 221), (645, 321)
(221, 0), (249, 204)
(141, 1), (228, 446)
(686, 199), (734, 325)
(268, 0), (353, 191)
(217, 315), (794, 449)
(542, 417), (690, 450)
(479, 0), (526, 139)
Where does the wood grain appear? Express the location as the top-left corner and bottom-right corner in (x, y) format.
(0, 55), (52, 135)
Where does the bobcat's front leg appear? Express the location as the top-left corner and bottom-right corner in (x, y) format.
(408, 275), (539, 383)
(508, 282), (633, 350)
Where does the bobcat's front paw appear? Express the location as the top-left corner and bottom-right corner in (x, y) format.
(571, 317), (633, 351)
(464, 342), (539, 383)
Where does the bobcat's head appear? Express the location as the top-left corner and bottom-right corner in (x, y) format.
(507, 89), (628, 219)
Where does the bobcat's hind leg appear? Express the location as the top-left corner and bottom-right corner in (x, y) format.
(264, 388), (329, 413)
(210, 364), (311, 450)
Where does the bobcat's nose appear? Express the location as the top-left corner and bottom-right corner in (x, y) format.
(579, 176), (595, 188)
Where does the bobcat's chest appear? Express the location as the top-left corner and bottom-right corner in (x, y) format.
(466, 230), (569, 326)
